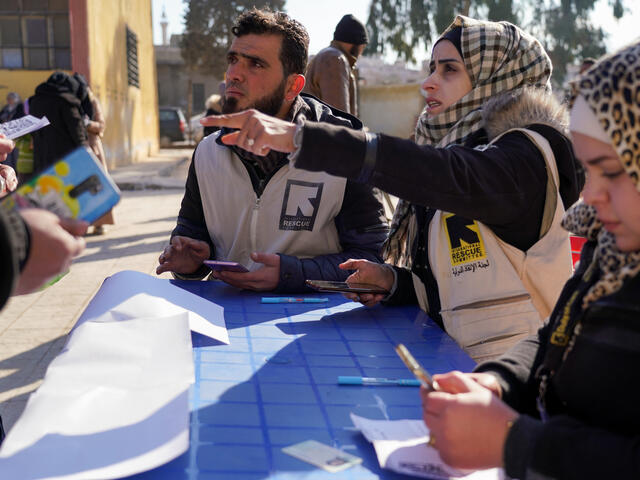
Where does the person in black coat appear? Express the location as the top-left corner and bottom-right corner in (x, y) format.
(28, 72), (88, 179)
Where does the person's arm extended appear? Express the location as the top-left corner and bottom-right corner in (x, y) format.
(296, 124), (547, 230)
(276, 180), (389, 292)
(504, 414), (640, 480)
(170, 153), (214, 279)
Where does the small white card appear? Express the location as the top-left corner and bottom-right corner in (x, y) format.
(282, 440), (362, 473)
(0, 114), (50, 139)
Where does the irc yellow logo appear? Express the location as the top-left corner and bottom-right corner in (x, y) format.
(443, 214), (487, 266)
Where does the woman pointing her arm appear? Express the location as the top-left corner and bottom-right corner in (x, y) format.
(202, 15), (582, 361)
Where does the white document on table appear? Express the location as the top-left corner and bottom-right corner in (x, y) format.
(77, 270), (229, 344)
(351, 414), (505, 480)
(0, 314), (195, 479)
(0, 114), (50, 139)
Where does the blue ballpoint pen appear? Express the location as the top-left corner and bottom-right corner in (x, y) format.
(338, 376), (421, 386)
(261, 297), (329, 303)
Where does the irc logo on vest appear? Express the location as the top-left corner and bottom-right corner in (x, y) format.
(443, 214), (487, 266)
(279, 180), (323, 231)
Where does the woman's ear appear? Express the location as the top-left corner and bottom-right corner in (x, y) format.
(285, 74), (305, 101)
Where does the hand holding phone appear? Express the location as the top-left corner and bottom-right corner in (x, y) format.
(305, 279), (389, 295)
(395, 344), (437, 391)
(204, 260), (249, 273)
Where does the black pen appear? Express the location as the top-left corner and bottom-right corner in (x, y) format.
(395, 344), (437, 391)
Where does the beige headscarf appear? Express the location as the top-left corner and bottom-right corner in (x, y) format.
(383, 15), (552, 265)
(562, 40), (640, 308)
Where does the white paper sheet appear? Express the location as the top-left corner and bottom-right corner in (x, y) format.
(351, 414), (505, 480)
(77, 270), (229, 344)
(0, 314), (195, 479)
(0, 114), (50, 139)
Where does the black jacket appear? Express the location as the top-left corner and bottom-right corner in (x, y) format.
(475, 241), (640, 479)
(29, 79), (87, 177)
(171, 94), (389, 292)
(295, 89), (582, 325)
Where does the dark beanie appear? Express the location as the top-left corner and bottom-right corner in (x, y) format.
(434, 27), (463, 58)
(333, 14), (368, 45)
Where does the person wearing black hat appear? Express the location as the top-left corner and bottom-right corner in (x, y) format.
(302, 14), (368, 115)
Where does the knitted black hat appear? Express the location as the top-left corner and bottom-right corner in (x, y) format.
(333, 14), (368, 45)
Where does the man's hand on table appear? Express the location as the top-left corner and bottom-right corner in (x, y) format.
(156, 236), (210, 275)
(212, 252), (280, 291)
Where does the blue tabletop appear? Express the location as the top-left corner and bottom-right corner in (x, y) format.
(125, 280), (475, 480)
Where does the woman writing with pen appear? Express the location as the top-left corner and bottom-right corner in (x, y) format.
(417, 41), (640, 479)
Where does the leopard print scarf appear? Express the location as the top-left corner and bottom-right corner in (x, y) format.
(562, 40), (640, 308)
(383, 15), (552, 265)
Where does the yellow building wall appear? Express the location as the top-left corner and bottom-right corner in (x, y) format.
(86, 0), (159, 168)
(0, 70), (65, 105)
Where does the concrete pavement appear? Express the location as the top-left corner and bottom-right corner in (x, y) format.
(0, 147), (193, 433)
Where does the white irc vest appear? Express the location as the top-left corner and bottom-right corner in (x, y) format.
(417, 128), (572, 362)
(194, 133), (347, 271)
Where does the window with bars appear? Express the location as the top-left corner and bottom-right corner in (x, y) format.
(126, 25), (139, 88)
(0, 0), (70, 70)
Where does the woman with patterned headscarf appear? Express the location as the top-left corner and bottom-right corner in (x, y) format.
(203, 16), (582, 361)
(418, 40), (640, 478)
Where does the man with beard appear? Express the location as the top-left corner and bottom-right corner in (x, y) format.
(302, 14), (368, 116)
(157, 9), (388, 292)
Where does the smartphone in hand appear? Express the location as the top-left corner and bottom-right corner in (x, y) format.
(204, 260), (249, 273)
(305, 280), (389, 295)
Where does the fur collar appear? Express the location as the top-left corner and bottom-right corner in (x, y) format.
(482, 86), (569, 141)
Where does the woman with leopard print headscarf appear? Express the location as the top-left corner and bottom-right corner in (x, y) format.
(204, 16), (583, 361)
(418, 40), (640, 478)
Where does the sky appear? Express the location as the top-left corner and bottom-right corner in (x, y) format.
(152, 0), (639, 61)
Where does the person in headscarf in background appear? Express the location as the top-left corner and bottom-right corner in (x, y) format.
(73, 73), (114, 235)
(418, 39), (640, 479)
(28, 72), (88, 179)
(202, 16), (583, 362)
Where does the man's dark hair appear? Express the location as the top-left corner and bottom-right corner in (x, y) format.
(232, 9), (309, 77)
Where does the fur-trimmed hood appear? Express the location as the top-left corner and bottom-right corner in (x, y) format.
(482, 86), (569, 141)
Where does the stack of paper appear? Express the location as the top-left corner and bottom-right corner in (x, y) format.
(0, 270), (230, 479)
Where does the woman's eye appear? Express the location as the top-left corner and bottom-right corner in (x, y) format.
(602, 170), (625, 179)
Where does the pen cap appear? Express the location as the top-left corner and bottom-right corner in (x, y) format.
(261, 297), (284, 303)
(337, 376), (363, 385)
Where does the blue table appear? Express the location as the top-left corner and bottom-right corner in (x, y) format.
(126, 280), (475, 480)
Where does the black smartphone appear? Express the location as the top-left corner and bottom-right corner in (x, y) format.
(305, 279), (389, 295)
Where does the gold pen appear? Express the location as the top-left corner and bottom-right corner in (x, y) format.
(395, 344), (436, 390)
